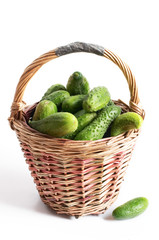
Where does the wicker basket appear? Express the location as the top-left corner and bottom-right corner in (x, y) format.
(8, 42), (145, 217)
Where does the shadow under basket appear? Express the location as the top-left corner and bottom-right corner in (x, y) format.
(8, 42), (145, 217)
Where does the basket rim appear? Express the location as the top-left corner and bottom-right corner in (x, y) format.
(12, 98), (141, 145)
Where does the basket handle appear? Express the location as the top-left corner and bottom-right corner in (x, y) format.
(9, 42), (144, 130)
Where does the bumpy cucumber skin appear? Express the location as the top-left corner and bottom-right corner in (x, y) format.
(62, 95), (86, 113)
(112, 197), (149, 220)
(83, 86), (111, 113)
(75, 105), (121, 141)
(41, 84), (66, 100)
(42, 90), (70, 108)
(32, 100), (57, 121)
(107, 99), (114, 106)
(66, 71), (90, 95)
(29, 112), (78, 137)
(63, 112), (97, 139)
(111, 112), (143, 137)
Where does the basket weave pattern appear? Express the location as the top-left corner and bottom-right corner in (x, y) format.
(9, 42), (144, 217)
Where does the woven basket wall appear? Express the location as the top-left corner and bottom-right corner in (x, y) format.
(8, 42), (145, 217)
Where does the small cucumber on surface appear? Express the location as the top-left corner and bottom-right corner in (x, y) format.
(29, 112), (78, 137)
(41, 84), (66, 100)
(32, 100), (57, 121)
(75, 105), (121, 141)
(112, 197), (149, 220)
(111, 112), (143, 137)
(83, 86), (111, 113)
(42, 90), (70, 109)
(66, 71), (90, 95)
(62, 95), (86, 113)
(62, 112), (97, 139)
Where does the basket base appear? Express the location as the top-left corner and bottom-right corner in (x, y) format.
(37, 184), (120, 217)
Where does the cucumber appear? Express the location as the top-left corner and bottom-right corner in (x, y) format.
(62, 95), (86, 113)
(107, 99), (114, 106)
(42, 90), (70, 109)
(66, 71), (90, 95)
(75, 105), (121, 141)
(41, 84), (66, 100)
(112, 197), (149, 220)
(29, 112), (78, 137)
(111, 112), (143, 137)
(74, 109), (86, 118)
(62, 112), (97, 139)
(83, 86), (111, 112)
(32, 100), (57, 121)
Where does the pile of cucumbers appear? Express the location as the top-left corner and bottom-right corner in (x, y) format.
(29, 71), (143, 140)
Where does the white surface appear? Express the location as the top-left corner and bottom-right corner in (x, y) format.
(1, 1), (159, 239)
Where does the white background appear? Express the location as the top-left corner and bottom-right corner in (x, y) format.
(0, 1), (159, 239)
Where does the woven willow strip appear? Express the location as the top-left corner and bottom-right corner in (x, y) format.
(9, 42), (144, 217)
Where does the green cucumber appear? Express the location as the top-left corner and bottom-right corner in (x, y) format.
(111, 112), (143, 137)
(74, 109), (86, 118)
(66, 71), (90, 95)
(42, 90), (70, 109)
(112, 197), (149, 220)
(41, 84), (66, 99)
(62, 95), (86, 113)
(107, 99), (114, 106)
(83, 86), (111, 112)
(29, 112), (78, 137)
(32, 100), (57, 121)
(75, 105), (121, 141)
(62, 112), (97, 139)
